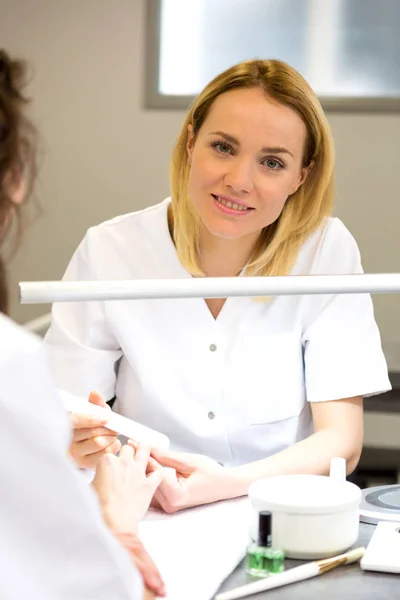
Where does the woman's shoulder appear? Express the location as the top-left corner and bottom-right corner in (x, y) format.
(0, 314), (47, 405)
(0, 314), (73, 444)
(0, 313), (41, 362)
(310, 216), (358, 244)
(88, 198), (171, 240)
(74, 198), (172, 265)
(294, 217), (362, 275)
(75, 198), (173, 273)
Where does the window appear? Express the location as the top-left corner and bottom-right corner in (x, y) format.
(145, 0), (400, 111)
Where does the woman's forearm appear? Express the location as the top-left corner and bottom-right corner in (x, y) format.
(222, 428), (362, 499)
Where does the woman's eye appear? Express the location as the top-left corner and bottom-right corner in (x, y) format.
(215, 142), (231, 154)
(263, 158), (282, 170)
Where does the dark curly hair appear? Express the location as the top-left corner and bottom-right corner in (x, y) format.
(0, 49), (37, 314)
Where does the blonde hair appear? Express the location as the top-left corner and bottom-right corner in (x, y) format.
(170, 59), (335, 278)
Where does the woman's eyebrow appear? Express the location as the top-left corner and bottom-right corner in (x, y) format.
(208, 130), (294, 157)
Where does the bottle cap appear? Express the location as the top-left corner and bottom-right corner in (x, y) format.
(258, 510), (272, 547)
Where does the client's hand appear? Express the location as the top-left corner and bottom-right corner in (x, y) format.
(92, 444), (165, 596)
(92, 444), (163, 532)
(69, 391), (120, 469)
(114, 532), (166, 598)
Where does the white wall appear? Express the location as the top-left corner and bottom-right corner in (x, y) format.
(2, 0), (400, 366)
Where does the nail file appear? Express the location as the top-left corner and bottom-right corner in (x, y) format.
(360, 521), (400, 574)
(60, 390), (170, 451)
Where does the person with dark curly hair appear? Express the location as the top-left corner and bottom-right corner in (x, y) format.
(0, 49), (164, 600)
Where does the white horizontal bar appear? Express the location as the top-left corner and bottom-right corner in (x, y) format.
(19, 273), (400, 304)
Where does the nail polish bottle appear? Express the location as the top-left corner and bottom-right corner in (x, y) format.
(246, 511), (284, 577)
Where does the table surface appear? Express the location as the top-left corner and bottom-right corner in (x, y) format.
(217, 523), (399, 599)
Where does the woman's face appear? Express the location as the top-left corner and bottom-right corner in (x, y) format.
(187, 87), (310, 241)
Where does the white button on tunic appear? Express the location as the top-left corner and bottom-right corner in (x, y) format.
(45, 198), (391, 467)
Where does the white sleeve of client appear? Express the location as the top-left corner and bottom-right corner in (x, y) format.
(0, 315), (142, 600)
(45, 199), (391, 466)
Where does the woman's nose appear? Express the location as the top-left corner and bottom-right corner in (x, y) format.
(224, 158), (254, 194)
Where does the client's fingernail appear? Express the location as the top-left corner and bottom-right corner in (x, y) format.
(148, 575), (163, 589)
(97, 436), (106, 446)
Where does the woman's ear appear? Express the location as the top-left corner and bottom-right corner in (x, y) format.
(10, 177), (25, 205)
(292, 160), (314, 194)
(3, 169), (25, 205)
(186, 124), (194, 163)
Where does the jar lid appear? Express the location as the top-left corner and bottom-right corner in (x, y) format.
(249, 474), (361, 515)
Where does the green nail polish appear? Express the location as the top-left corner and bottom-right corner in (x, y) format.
(246, 511), (284, 578)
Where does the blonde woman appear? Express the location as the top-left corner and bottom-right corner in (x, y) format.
(46, 59), (390, 512)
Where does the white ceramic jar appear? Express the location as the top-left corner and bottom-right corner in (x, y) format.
(248, 473), (361, 559)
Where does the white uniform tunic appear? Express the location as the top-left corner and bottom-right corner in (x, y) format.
(0, 314), (143, 600)
(46, 198), (391, 467)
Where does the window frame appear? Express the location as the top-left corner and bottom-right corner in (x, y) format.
(145, 0), (400, 113)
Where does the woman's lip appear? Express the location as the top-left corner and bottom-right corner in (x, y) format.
(212, 194), (254, 216)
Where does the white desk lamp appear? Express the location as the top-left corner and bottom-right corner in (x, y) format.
(19, 273), (400, 524)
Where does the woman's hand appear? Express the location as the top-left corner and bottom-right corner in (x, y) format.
(69, 391), (121, 469)
(146, 449), (238, 513)
(92, 444), (163, 533)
